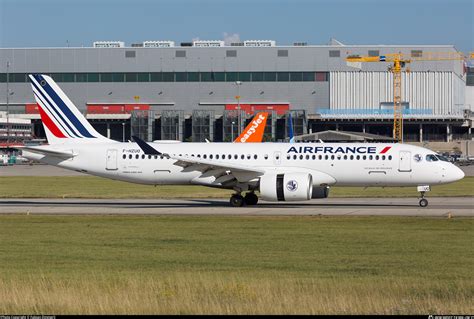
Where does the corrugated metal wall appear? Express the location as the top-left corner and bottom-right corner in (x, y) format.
(329, 71), (465, 115)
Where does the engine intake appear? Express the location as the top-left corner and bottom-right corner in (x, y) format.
(259, 173), (313, 201)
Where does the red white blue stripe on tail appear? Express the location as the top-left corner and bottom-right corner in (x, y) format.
(29, 74), (108, 143)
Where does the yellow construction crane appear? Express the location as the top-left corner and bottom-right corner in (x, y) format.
(346, 52), (465, 142)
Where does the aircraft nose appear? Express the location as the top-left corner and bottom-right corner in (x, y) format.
(449, 165), (465, 182)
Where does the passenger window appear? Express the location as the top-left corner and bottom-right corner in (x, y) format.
(197, 154), (201, 158)
(356, 155), (360, 160)
(264, 154), (269, 160)
(135, 154), (139, 159)
(312, 155), (316, 160)
(203, 154), (207, 159)
(343, 155), (347, 160)
(299, 155), (303, 160)
(382, 155), (386, 160)
(369, 155), (373, 160)
(325, 155), (329, 160)
(331, 155), (335, 160)
(247, 154), (251, 159)
(306, 155), (310, 160)
(362, 155), (366, 160)
(388, 155), (392, 160)
(254, 154), (258, 160)
(154, 155), (158, 159)
(122, 154), (126, 159)
(209, 154), (213, 159)
(318, 155), (322, 160)
(148, 155), (152, 159)
(142, 154), (145, 159)
(350, 155), (354, 160)
(337, 155), (341, 160)
(216, 155), (219, 159)
(293, 155), (297, 160)
(375, 155), (379, 160)
(228, 154), (232, 159)
(234, 154), (238, 159)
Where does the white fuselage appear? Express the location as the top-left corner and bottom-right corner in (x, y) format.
(23, 141), (464, 189)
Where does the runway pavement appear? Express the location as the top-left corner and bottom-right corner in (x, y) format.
(0, 197), (472, 216)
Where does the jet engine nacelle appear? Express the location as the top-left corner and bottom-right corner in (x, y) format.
(259, 173), (313, 201)
(311, 186), (330, 199)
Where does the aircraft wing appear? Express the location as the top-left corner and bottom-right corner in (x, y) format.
(14, 146), (75, 158)
(132, 136), (264, 182)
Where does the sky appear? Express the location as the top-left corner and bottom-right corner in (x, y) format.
(0, 0), (472, 53)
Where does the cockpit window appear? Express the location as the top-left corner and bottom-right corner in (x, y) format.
(435, 155), (449, 162)
(426, 154), (438, 162)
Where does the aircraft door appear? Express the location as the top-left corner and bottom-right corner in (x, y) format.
(106, 149), (118, 170)
(273, 151), (282, 165)
(398, 151), (412, 172)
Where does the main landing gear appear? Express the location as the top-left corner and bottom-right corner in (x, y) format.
(417, 185), (430, 207)
(229, 192), (258, 207)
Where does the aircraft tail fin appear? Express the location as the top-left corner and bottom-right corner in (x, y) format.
(288, 112), (295, 143)
(234, 112), (268, 143)
(29, 74), (110, 145)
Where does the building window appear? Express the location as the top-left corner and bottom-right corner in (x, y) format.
(226, 72), (238, 82)
(175, 50), (186, 58)
(252, 72), (264, 81)
(226, 50), (237, 57)
(150, 72), (162, 82)
(315, 72), (328, 82)
(290, 72), (302, 81)
(175, 72), (187, 82)
(302, 72), (315, 81)
(100, 73), (113, 82)
(125, 73), (138, 82)
(76, 73), (87, 82)
(137, 73), (150, 82)
(188, 72), (199, 82)
(112, 73), (124, 82)
(238, 72), (251, 81)
(368, 50), (379, 57)
(162, 72), (174, 82)
(329, 50), (340, 57)
(277, 72), (289, 82)
(262, 72), (276, 81)
(277, 50), (288, 57)
(87, 73), (99, 82)
(411, 50), (423, 58)
(8, 73), (26, 82)
(62, 73), (75, 82)
(125, 50), (136, 58)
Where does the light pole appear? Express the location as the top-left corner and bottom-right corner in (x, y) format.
(231, 121), (235, 141)
(234, 81), (242, 135)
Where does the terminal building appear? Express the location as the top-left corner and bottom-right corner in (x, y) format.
(0, 39), (472, 144)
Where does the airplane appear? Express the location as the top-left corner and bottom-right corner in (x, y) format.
(18, 74), (465, 207)
(234, 112), (268, 143)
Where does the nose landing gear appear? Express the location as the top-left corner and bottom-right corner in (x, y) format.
(417, 185), (430, 207)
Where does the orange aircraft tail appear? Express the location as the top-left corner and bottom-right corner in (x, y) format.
(234, 112), (268, 142)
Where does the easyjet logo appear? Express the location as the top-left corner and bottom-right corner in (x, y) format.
(237, 113), (268, 143)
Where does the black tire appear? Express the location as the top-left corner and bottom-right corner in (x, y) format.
(230, 194), (244, 207)
(244, 192), (259, 205)
(419, 198), (428, 207)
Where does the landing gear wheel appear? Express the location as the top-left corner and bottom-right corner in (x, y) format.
(419, 198), (428, 207)
(244, 192), (259, 205)
(230, 194), (244, 207)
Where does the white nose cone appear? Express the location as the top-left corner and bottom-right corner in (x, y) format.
(448, 165), (465, 183)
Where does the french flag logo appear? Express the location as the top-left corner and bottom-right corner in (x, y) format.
(379, 146), (391, 154)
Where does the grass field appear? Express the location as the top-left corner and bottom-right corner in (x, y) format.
(0, 176), (473, 198)
(0, 215), (472, 314)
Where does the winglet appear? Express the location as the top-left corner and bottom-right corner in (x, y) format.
(132, 136), (162, 155)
